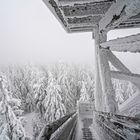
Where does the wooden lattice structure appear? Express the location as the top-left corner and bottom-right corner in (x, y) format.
(43, 0), (140, 114)
(43, 0), (140, 33)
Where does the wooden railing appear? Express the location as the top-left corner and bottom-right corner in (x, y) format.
(37, 112), (77, 140)
(95, 110), (140, 140)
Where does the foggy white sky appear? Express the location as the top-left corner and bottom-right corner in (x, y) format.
(0, 0), (94, 65)
(0, 0), (140, 73)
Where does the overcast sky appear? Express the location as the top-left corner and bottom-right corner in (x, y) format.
(0, 0), (140, 73)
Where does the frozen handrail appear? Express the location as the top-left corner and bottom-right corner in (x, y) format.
(95, 110), (140, 140)
(37, 112), (76, 140)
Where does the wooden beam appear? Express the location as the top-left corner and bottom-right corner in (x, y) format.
(59, 0), (95, 6)
(98, 48), (118, 113)
(111, 71), (140, 85)
(94, 28), (118, 113)
(106, 50), (131, 73)
(115, 14), (140, 30)
(43, 0), (69, 32)
(60, 0), (113, 17)
(107, 51), (140, 90)
(99, 0), (140, 32)
(59, 0), (114, 6)
(70, 27), (93, 33)
(94, 27), (104, 112)
(101, 33), (140, 53)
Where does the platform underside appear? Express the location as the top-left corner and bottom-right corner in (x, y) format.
(43, 0), (140, 33)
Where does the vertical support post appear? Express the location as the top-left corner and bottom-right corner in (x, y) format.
(94, 26), (118, 113)
(94, 27), (103, 111)
(99, 49), (118, 113)
(99, 33), (118, 113)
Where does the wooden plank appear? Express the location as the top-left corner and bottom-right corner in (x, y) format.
(69, 25), (94, 33)
(111, 71), (140, 84)
(53, 115), (77, 140)
(99, 0), (140, 32)
(59, 0), (114, 6)
(115, 15), (140, 30)
(60, 0), (113, 17)
(101, 33), (140, 53)
(95, 110), (140, 139)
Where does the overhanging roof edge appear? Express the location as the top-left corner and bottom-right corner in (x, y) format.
(43, 0), (70, 33)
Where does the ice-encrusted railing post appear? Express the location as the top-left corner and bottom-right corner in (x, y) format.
(94, 26), (118, 113)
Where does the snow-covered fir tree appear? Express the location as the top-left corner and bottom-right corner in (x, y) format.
(112, 79), (136, 104)
(58, 70), (76, 113)
(0, 75), (26, 140)
(80, 69), (94, 101)
(0, 63), (94, 138)
(110, 63), (137, 104)
(79, 81), (89, 102)
(43, 71), (66, 122)
(4, 65), (34, 113)
(32, 67), (48, 115)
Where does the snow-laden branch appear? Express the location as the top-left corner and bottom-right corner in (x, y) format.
(101, 33), (140, 53)
(111, 71), (140, 84)
(99, 0), (140, 31)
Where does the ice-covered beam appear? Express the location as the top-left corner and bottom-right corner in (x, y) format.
(99, 49), (118, 113)
(94, 28), (118, 113)
(115, 13), (140, 29)
(107, 51), (140, 90)
(43, 0), (69, 32)
(59, 0), (114, 6)
(60, 0), (113, 17)
(94, 27), (104, 112)
(67, 15), (102, 25)
(105, 50), (130, 72)
(111, 71), (140, 84)
(101, 33), (140, 53)
(69, 25), (95, 33)
(99, 0), (140, 32)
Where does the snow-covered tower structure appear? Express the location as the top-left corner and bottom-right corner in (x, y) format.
(43, 0), (140, 114)
(39, 1), (140, 139)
